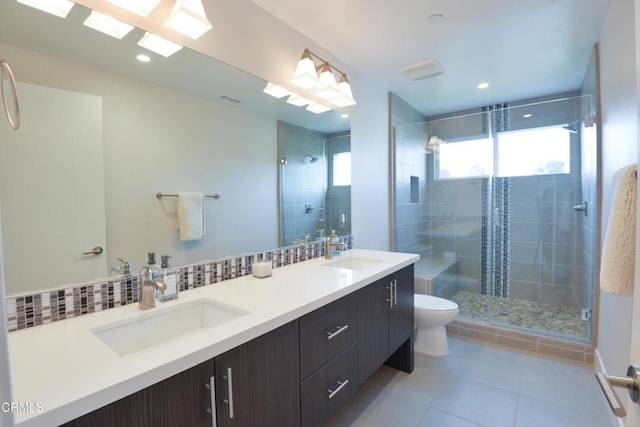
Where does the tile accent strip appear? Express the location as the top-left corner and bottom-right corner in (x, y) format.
(5, 236), (353, 332)
(446, 318), (595, 365)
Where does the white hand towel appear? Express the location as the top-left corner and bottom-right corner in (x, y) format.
(177, 192), (205, 241)
(600, 163), (637, 296)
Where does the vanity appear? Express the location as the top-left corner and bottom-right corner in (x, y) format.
(7, 249), (418, 427)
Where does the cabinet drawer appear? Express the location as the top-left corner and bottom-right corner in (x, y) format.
(299, 293), (357, 379)
(300, 343), (358, 427)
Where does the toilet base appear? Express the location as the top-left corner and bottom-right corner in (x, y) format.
(414, 326), (450, 356)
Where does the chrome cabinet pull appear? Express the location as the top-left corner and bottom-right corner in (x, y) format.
(223, 368), (234, 419)
(0, 60), (20, 130)
(393, 279), (398, 307)
(82, 246), (103, 255)
(327, 379), (349, 399)
(326, 324), (349, 340)
(386, 285), (393, 308)
(204, 376), (217, 426)
(596, 365), (640, 418)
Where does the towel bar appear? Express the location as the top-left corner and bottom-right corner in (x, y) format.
(156, 192), (220, 199)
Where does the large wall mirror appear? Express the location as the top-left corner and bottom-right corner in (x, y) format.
(0, 1), (350, 295)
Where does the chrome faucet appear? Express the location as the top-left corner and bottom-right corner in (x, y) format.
(325, 236), (347, 260)
(138, 266), (166, 310)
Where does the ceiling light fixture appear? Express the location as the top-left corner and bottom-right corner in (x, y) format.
(306, 102), (331, 114)
(523, 113), (532, 118)
(290, 48), (357, 108)
(83, 11), (134, 39)
(106, 0), (160, 18)
(137, 32), (183, 57)
(477, 82), (490, 89)
(263, 83), (290, 99)
(163, 0), (212, 39)
(285, 93), (311, 107)
(17, 0), (74, 18)
(136, 54), (151, 63)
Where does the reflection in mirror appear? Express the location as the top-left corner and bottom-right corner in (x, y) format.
(0, 2), (350, 295)
(277, 121), (351, 246)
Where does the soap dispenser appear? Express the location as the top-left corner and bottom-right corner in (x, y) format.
(139, 252), (160, 282)
(157, 254), (179, 301)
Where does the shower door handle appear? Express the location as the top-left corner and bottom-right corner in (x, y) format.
(596, 365), (640, 417)
(573, 201), (588, 216)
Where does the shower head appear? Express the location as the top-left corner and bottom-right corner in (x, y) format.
(303, 154), (319, 164)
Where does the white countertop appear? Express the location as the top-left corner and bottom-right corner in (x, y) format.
(7, 249), (418, 427)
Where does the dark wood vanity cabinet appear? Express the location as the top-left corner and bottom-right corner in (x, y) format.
(358, 265), (414, 385)
(214, 320), (300, 427)
(62, 359), (214, 427)
(63, 264), (414, 427)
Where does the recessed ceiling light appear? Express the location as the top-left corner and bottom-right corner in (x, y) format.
(136, 54), (151, 63)
(83, 11), (134, 39)
(523, 113), (533, 118)
(107, 0), (160, 18)
(477, 82), (490, 89)
(263, 82), (290, 99)
(341, 113), (349, 119)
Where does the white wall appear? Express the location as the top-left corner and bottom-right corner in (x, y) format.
(597, 0), (638, 400)
(0, 43), (279, 281)
(0, 215), (14, 426)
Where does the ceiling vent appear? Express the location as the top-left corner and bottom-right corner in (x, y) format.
(400, 59), (444, 81)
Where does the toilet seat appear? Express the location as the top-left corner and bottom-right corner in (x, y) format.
(415, 294), (458, 311)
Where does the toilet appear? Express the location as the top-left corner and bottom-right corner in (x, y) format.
(414, 294), (459, 356)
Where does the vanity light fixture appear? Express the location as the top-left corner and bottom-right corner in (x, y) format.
(285, 93), (311, 107)
(306, 102), (332, 114)
(291, 49), (320, 90)
(291, 48), (357, 107)
(106, 0), (160, 18)
(163, 0), (213, 39)
(138, 32), (183, 57)
(17, 0), (74, 18)
(83, 11), (134, 39)
(263, 82), (290, 99)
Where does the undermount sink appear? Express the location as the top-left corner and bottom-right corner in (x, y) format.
(323, 256), (385, 271)
(92, 299), (248, 357)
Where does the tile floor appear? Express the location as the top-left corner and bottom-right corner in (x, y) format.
(325, 338), (613, 427)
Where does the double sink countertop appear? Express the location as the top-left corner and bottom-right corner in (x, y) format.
(7, 249), (419, 427)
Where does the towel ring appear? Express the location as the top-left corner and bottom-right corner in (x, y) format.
(0, 59), (20, 130)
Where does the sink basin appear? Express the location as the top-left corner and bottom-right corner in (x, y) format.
(92, 299), (248, 357)
(323, 256), (384, 271)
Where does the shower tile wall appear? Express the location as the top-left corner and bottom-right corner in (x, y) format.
(390, 94), (429, 255)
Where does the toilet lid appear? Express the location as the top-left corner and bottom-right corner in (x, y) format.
(415, 294), (458, 311)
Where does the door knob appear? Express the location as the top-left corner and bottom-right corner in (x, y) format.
(596, 365), (640, 417)
(82, 246), (103, 255)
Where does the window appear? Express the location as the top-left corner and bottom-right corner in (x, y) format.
(332, 151), (351, 186)
(496, 126), (570, 176)
(435, 125), (571, 179)
(437, 137), (492, 179)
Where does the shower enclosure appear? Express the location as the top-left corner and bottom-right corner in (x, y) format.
(391, 92), (598, 342)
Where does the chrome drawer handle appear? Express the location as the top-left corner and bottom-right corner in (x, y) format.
(327, 379), (349, 399)
(326, 324), (349, 340)
(223, 368), (234, 419)
(204, 376), (217, 426)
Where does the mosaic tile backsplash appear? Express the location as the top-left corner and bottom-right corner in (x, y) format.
(6, 237), (353, 332)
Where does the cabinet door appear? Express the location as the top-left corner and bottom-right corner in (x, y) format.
(214, 320), (300, 427)
(388, 265), (415, 352)
(62, 359), (214, 427)
(357, 277), (390, 385)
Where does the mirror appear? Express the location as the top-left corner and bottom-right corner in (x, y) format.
(0, 2), (350, 295)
